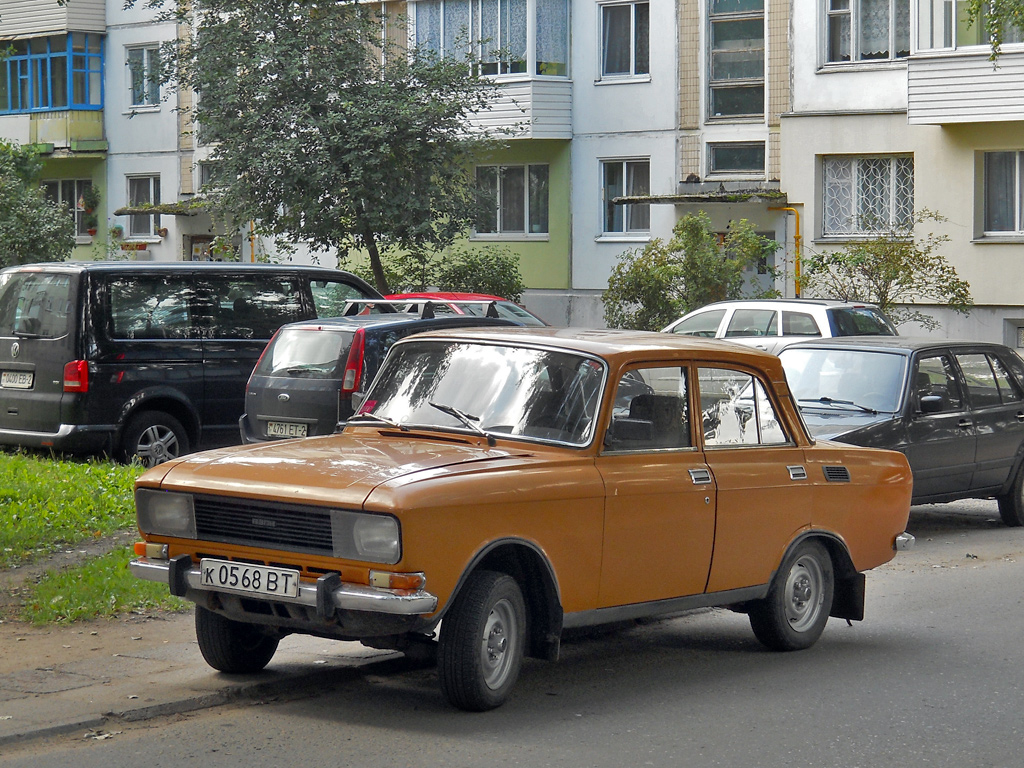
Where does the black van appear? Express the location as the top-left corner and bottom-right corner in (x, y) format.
(0, 262), (381, 465)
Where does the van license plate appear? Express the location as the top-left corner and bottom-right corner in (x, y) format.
(267, 421), (307, 438)
(199, 559), (301, 598)
(1, 371), (33, 389)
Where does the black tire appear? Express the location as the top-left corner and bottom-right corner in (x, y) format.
(749, 540), (834, 652)
(195, 606), (280, 673)
(997, 463), (1024, 527)
(437, 570), (526, 711)
(120, 410), (190, 467)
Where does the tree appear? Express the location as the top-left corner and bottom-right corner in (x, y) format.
(162, 0), (499, 294)
(0, 141), (75, 268)
(603, 212), (780, 331)
(800, 210), (972, 331)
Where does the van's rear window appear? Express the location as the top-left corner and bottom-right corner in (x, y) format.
(0, 272), (73, 338)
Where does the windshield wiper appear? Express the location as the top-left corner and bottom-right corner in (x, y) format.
(346, 413), (408, 431)
(429, 401), (496, 446)
(799, 397), (878, 414)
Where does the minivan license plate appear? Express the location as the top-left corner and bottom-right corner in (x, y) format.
(267, 421), (307, 438)
(199, 559), (301, 598)
(1, 371), (33, 389)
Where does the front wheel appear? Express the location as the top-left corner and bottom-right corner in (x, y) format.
(120, 410), (190, 467)
(997, 463), (1024, 527)
(437, 570), (526, 711)
(195, 606), (280, 673)
(749, 540), (834, 651)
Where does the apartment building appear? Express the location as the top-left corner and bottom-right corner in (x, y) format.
(781, 0), (1024, 345)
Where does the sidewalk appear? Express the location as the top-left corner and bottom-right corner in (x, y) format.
(0, 610), (399, 746)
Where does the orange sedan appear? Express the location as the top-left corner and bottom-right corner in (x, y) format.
(130, 328), (913, 710)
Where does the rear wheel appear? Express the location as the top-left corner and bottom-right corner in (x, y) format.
(749, 540), (834, 651)
(997, 463), (1024, 527)
(120, 410), (189, 467)
(437, 570), (526, 711)
(195, 606), (280, 673)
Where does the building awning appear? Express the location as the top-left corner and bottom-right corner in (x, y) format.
(113, 201), (205, 217)
(615, 180), (786, 206)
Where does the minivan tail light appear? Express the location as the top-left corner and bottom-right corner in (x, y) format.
(341, 328), (365, 394)
(63, 360), (89, 393)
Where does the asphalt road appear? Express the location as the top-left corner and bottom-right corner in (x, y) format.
(6, 499), (1023, 768)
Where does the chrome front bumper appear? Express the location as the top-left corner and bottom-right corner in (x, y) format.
(896, 531), (916, 551)
(130, 556), (438, 616)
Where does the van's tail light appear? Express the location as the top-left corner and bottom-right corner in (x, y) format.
(341, 328), (366, 395)
(63, 360), (89, 393)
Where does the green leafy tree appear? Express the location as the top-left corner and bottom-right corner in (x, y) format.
(801, 210), (972, 331)
(0, 141), (75, 267)
(603, 212), (780, 331)
(162, 0), (499, 293)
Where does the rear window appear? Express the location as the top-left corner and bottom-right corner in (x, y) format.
(828, 307), (897, 337)
(0, 271), (74, 338)
(255, 328), (353, 378)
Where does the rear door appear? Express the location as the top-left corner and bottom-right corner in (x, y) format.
(0, 269), (79, 434)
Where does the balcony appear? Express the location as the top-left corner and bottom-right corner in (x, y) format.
(908, 48), (1024, 125)
(468, 78), (573, 140)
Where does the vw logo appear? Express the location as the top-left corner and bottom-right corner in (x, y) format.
(277, 393), (290, 402)
(10, 342), (19, 358)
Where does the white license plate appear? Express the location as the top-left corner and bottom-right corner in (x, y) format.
(267, 421), (307, 438)
(1, 371), (33, 389)
(199, 559), (301, 598)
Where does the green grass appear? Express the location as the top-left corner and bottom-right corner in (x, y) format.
(0, 452), (143, 568)
(21, 547), (189, 624)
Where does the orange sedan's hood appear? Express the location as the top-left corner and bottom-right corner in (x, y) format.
(143, 431), (534, 508)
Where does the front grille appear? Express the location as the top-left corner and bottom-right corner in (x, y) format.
(822, 465), (851, 483)
(193, 494), (333, 555)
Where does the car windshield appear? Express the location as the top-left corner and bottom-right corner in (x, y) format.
(358, 340), (606, 446)
(255, 328), (351, 378)
(780, 347), (907, 413)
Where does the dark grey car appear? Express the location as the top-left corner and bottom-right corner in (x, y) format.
(779, 337), (1024, 526)
(240, 313), (521, 443)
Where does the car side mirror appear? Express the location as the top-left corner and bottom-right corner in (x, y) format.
(919, 395), (945, 414)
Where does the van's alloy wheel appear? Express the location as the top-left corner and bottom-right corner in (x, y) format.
(749, 539), (834, 651)
(195, 606), (280, 673)
(437, 570), (526, 711)
(121, 410), (189, 467)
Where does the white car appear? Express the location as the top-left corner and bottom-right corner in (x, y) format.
(662, 299), (897, 354)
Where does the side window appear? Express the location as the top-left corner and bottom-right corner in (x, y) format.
(724, 308), (777, 338)
(199, 277), (305, 340)
(990, 355), (1024, 403)
(604, 366), (690, 451)
(914, 355), (963, 412)
(311, 279), (373, 317)
(781, 311), (821, 336)
(670, 308), (726, 337)
(699, 367), (788, 446)
(109, 276), (194, 339)
(955, 353), (1002, 409)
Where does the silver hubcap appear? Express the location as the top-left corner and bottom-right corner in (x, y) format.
(480, 598), (517, 690)
(784, 555), (824, 632)
(136, 425), (180, 467)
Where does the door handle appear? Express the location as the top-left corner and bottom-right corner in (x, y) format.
(1017, 412), (1024, 423)
(958, 419), (972, 429)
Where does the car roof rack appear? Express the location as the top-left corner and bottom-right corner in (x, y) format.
(343, 299), (501, 320)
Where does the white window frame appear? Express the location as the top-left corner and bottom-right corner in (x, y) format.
(598, 1), (650, 81)
(915, 0), (1023, 52)
(474, 163), (550, 237)
(126, 44), (160, 108)
(41, 178), (93, 237)
(824, 0), (911, 64)
(708, 0), (765, 120)
(127, 175), (161, 238)
(821, 155), (914, 237)
(982, 151), (1024, 236)
(601, 158), (651, 235)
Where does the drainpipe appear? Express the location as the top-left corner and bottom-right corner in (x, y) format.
(249, 221), (256, 262)
(769, 205), (803, 298)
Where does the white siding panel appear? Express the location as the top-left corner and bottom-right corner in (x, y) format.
(0, 0), (104, 35)
(467, 79), (572, 139)
(908, 50), (1024, 124)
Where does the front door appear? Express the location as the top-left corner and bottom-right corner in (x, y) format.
(597, 364), (716, 606)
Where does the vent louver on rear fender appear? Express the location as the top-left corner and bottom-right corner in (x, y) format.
(822, 465), (851, 482)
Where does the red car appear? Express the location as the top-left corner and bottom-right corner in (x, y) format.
(385, 292), (549, 327)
